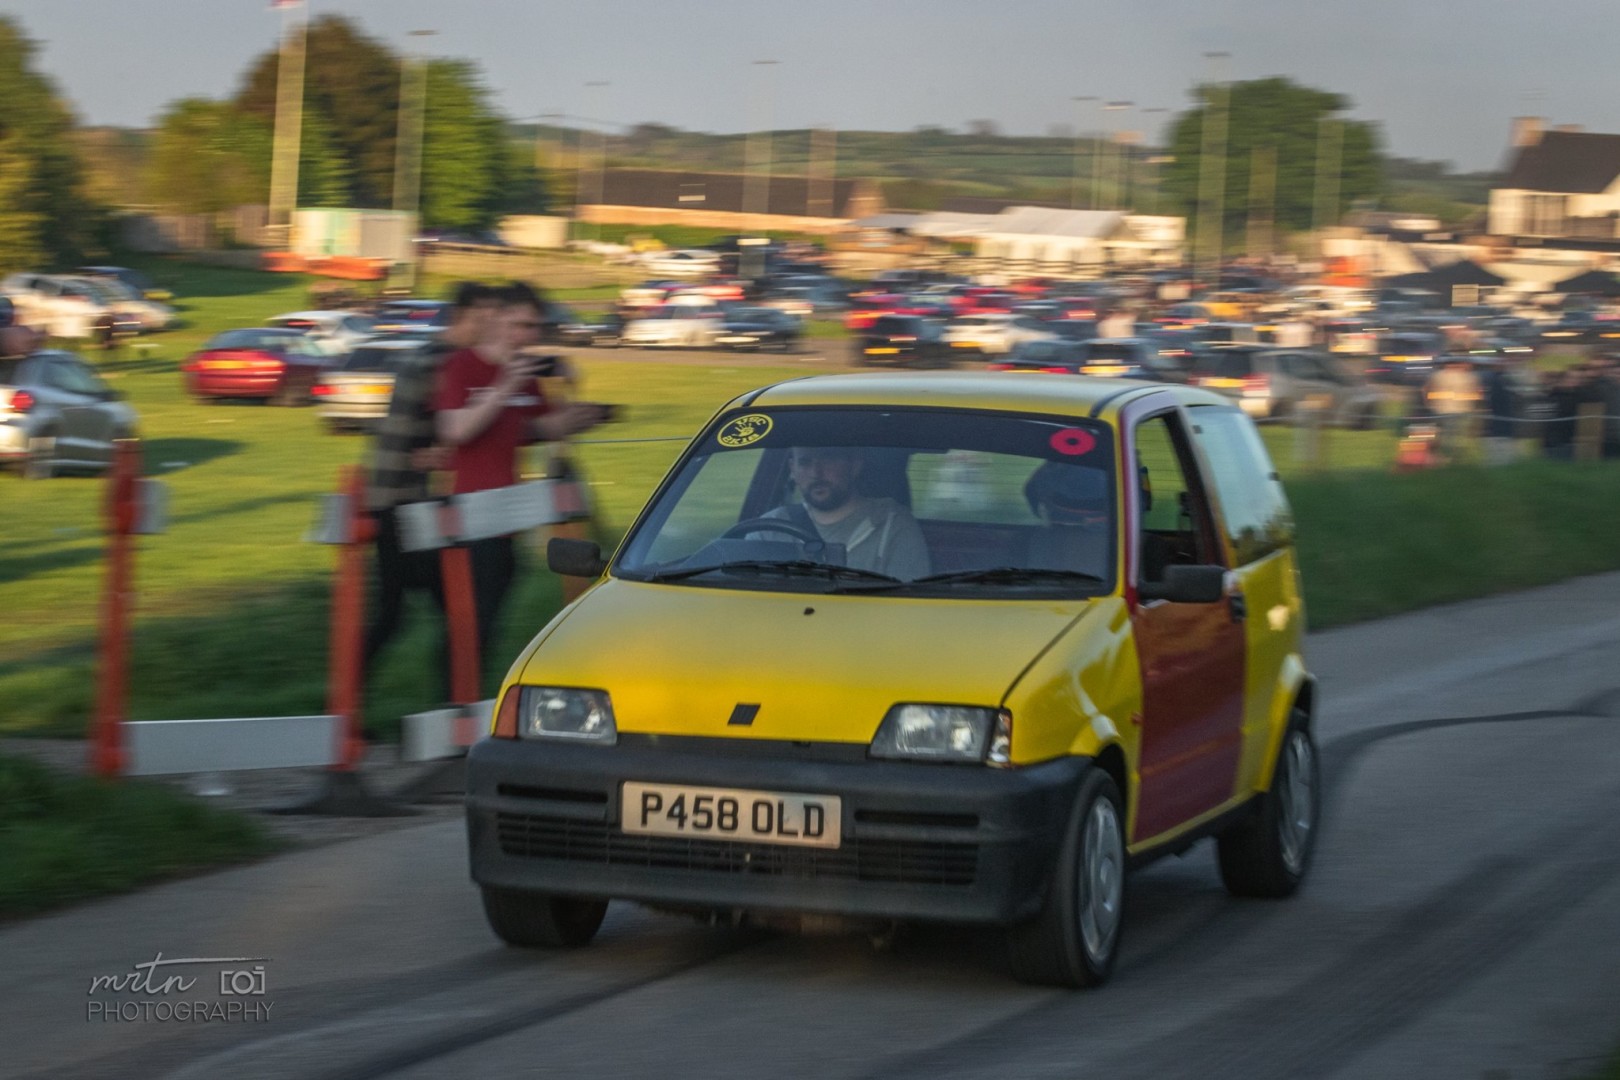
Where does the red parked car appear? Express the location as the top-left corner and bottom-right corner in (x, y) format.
(182, 328), (335, 406)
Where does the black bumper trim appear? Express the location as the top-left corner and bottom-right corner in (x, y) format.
(466, 737), (1090, 925)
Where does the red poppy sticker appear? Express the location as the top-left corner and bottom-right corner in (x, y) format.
(1049, 428), (1097, 456)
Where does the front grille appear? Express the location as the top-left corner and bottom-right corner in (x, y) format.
(495, 812), (978, 887)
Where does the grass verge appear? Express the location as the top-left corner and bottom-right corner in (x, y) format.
(1292, 459), (1620, 627)
(0, 754), (281, 919)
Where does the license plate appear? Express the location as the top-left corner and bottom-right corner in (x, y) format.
(865, 347), (899, 355)
(1082, 365), (1126, 376)
(1202, 377), (1245, 388)
(207, 360), (247, 370)
(622, 781), (841, 849)
(952, 341), (979, 348)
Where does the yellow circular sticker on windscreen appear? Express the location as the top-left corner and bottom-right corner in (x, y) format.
(717, 413), (773, 447)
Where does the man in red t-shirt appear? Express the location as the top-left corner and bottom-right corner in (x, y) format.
(433, 283), (610, 690)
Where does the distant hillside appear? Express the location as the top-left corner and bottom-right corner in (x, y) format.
(517, 122), (1493, 224)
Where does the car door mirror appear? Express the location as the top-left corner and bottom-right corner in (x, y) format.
(1138, 563), (1226, 604)
(548, 537), (607, 578)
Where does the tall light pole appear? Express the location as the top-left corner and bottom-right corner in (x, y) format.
(392, 30), (435, 288)
(1196, 51), (1231, 288)
(1313, 115), (1345, 258)
(393, 31), (435, 219)
(1089, 98), (1107, 211)
(575, 82), (610, 241)
(1135, 107), (1169, 212)
(267, 0), (307, 243)
(1071, 96), (1097, 209)
(744, 60), (780, 219)
(1104, 101), (1133, 209)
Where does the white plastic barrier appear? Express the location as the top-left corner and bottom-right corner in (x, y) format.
(401, 699), (496, 763)
(124, 715), (342, 776)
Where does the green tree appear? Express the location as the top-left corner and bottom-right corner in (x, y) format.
(235, 14), (401, 207)
(1163, 77), (1383, 245)
(147, 99), (267, 213)
(0, 16), (95, 269)
(417, 59), (507, 230)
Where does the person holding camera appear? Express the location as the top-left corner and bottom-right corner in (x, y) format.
(433, 283), (611, 691)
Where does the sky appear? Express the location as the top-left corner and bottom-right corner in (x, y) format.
(6, 0), (1618, 172)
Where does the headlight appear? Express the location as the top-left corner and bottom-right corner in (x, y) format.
(869, 704), (1011, 765)
(518, 687), (617, 744)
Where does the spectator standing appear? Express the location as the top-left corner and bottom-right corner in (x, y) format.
(1480, 358), (1520, 466)
(0, 297), (43, 359)
(433, 284), (610, 693)
(361, 282), (500, 716)
(1424, 358), (1482, 455)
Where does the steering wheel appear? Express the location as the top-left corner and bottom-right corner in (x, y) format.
(720, 517), (823, 545)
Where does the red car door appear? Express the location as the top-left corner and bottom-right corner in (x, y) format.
(1123, 403), (1246, 843)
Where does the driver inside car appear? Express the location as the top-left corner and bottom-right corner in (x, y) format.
(758, 446), (932, 580)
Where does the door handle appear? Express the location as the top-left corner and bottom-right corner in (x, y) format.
(1228, 593), (1247, 623)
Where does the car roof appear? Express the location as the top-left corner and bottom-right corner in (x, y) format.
(744, 371), (1226, 420)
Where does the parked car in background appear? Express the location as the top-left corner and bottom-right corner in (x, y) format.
(182, 328), (335, 405)
(76, 265), (171, 302)
(1, 351), (138, 478)
(266, 310), (377, 356)
(639, 249), (722, 277)
(857, 314), (949, 367)
(988, 338), (1092, 373)
(621, 305), (725, 348)
(1367, 331), (1447, 388)
(313, 337), (430, 433)
(69, 276), (174, 332)
(1538, 309), (1617, 347)
(942, 313), (1054, 356)
(759, 282), (849, 317)
(1190, 346), (1382, 427)
(372, 300), (451, 336)
(1, 273), (121, 338)
(549, 307), (626, 348)
(714, 306), (802, 352)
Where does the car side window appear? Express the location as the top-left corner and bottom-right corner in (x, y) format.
(1133, 412), (1220, 582)
(46, 359), (109, 396)
(1187, 405), (1294, 566)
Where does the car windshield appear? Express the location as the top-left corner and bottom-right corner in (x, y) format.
(1196, 351), (1257, 377)
(377, 303), (447, 325)
(615, 407), (1117, 597)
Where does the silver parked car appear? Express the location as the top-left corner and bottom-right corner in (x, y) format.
(313, 337), (431, 433)
(1, 351), (139, 478)
(1190, 346), (1384, 428)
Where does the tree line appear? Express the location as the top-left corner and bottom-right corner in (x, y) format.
(0, 13), (549, 273)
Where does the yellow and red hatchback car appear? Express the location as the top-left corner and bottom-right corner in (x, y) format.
(466, 373), (1318, 987)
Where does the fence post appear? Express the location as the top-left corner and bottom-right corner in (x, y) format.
(90, 439), (140, 778)
(326, 466), (373, 772)
(1575, 403), (1605, 463)
(437, 503), (482, 707)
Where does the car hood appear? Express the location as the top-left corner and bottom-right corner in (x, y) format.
(514, 578), (1094, 744)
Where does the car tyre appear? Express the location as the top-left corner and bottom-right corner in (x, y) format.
(22, 434), (56, 480)
(480, 886), (608, 948)
(270, 380), (301, 408)
(1006, 768), (1126, 988)
(1217, 710), (1319, 898)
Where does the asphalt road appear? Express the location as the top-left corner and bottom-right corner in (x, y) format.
(5, 573), (1620, 1080)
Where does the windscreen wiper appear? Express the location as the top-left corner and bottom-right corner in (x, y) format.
(637, 560), (902, 585)
(906, 566), (1105, 588)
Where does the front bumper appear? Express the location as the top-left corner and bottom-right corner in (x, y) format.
(467, 736), (1089, 925)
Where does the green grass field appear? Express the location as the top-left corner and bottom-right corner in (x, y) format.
(5, 258), (1619, 739)
(0, 753), (281, 918)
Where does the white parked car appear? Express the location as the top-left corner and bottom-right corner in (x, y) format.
(1, 273), (119, 339)
(68, 276), (175, 332)
(638, 249), (721, 277)
(265, 310), (378, 356)
(942, 313), (1056, 356)
(621, 305), (725, 348)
